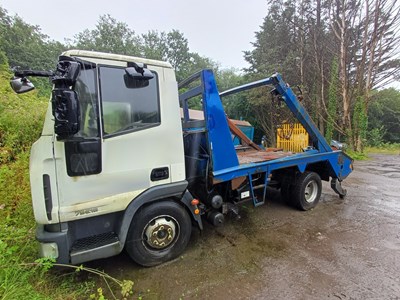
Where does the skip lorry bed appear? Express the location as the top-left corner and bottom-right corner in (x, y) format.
(10, 50), (353, 266)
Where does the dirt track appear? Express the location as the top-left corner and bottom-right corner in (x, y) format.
(92, 154), (400, 299)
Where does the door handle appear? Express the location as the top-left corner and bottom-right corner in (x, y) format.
(151, 167), (169, 181)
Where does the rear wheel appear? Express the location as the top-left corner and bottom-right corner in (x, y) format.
(292, 171), (322, 211)
(125, 201), (192, 267)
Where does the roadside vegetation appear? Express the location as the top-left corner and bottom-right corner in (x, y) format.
(0, 56), (100, 299)
(365, 144), (400, 155)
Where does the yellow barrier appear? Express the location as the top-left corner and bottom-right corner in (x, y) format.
(277, 123), (309, 153)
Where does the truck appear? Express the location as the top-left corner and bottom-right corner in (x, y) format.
(10, 50), (353, 267)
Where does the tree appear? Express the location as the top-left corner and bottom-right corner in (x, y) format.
(74, 14), (141, 56)
(0, 7), (66, 95)
(244, 0), (400, 151)
(328, 0), (400, 150)
(74, 16), (218, 83)
(141, 30), (168, 61)
(368, 88), (400, 143)
(325, 57), (339, 142)
(0, 7), (64, 70)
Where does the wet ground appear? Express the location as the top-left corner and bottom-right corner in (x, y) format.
(92, 154), (400, 299)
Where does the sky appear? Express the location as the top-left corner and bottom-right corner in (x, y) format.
(1, 0), (269, 70)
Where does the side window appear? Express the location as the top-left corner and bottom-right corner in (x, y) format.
(67, 65), (101, 176)
(99, 66), (160, 136)
(73, 67), (98, 137)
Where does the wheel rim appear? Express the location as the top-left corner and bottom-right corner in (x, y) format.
(304, 180), (318, 203)
(143, 216), (179, 250)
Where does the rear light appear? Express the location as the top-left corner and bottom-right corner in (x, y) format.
(191, 199), (199, 206)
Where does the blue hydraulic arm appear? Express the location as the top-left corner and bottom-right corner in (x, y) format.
(220, 73), (332, 153)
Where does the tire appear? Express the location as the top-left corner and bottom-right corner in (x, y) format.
(292, 171), (322, 211)
(125, 201), (192, 267)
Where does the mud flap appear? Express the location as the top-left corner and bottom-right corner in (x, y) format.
(331, 178), (347, 199)
(181, 191), (203, 230)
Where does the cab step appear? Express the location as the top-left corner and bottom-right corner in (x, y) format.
(70, 232), (122, 264)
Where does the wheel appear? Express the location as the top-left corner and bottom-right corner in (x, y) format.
(292, 171), (322, 211)
(125, 201), (192, 267)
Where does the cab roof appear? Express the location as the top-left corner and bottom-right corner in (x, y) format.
(62, 49), (173, 69)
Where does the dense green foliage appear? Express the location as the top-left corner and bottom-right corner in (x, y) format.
(0, 7), (65, 96)
(368, 88), (400, 144)
(244, 0), (400, 150)
(0, 57), (78, 299)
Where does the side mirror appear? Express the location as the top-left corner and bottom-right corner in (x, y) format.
(10, 77), (35, 94)
(52, 89), (80, 138)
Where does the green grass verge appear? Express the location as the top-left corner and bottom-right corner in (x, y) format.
(0, 153), (100, 300)
(1, 64), (135, 300)
(365, 143), (400, 155)
(345, 150), (369, 160)
(345, 143), (400, 160)
(1, 66), (113, 299)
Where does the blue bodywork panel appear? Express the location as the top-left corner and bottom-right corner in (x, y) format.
(201, 70), (239, 171)
(179, 70), (353, 198)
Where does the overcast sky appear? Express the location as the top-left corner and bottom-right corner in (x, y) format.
(1, 0), (268, 70)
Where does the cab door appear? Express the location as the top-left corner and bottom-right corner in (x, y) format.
(54, 61), (185, 223)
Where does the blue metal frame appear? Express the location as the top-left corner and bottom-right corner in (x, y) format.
(179, 69), (239, 172)
(220, 73), (332, 152)
(179, 70), (353, 200)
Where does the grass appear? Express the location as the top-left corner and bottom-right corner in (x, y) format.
(0, 147), (134, 300)
(345, 150), (369, 160)
(0, 65), (135, 299)
(365, 143), (400, 155)
(345, 143), (400, 161)
(0, 153), (96, 300)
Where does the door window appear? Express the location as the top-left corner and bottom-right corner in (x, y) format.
(99, 66), (160, 137)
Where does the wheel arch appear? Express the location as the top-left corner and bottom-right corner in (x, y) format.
(305, 161), (331, 182)
(118, 181), (202, 248)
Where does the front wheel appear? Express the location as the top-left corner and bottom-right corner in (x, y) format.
(125, 201), (192, 267)
(292, 171), (322, 211)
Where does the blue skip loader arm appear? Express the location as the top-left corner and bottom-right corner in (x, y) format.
(220, 73), (332, 153)
(180, 70), (353, 199)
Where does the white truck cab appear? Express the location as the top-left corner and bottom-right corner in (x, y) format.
(29, 50), (192, 266)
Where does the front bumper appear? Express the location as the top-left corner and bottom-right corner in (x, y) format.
(36, 224), (70, 263)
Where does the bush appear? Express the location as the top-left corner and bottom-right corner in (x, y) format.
(366, 126), (386, 147)
(0, 68), (48, 163)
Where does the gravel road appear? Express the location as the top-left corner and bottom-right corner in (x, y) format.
(93, 154), (400, 299)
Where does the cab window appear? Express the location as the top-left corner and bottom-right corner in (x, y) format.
(99, 66), (160, 137)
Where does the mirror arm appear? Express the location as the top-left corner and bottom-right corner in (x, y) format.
(127, 61), (145, 75)
(14, 69), (54, 78)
